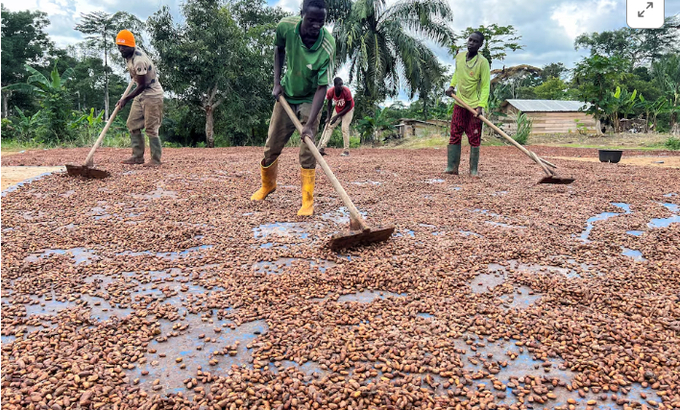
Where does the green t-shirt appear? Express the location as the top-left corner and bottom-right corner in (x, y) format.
(449, 51), (491, 109)
(275, 16), (336, 104)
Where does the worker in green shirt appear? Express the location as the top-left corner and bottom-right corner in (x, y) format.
(445, 31), (490, 177)
(251, 0), (335, 216)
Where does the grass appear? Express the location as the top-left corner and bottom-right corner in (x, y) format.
(541, 143), (667, 151)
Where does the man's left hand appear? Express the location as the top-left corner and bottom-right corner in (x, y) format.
(475, 107), (483, 117)
(300, 124), (315, 143)
(117, 98), (129, 109)
(330, 115), (339, 125)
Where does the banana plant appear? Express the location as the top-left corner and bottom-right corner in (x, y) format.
(12, 107), (42, 141)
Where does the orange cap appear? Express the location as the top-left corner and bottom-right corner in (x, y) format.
(116, 30), (136, 48)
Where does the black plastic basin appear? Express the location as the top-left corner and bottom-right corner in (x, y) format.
(599, 149), (623, 163)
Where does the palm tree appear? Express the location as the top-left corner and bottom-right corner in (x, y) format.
(330, 0), (454, 105)
(75, 11), (143, 120)
(652, 54), (680, 135)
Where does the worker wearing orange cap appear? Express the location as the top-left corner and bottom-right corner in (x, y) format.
(115, 30), (164, 167)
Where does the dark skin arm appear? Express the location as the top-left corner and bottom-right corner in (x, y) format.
(325, 97), (334, 124)
(301, 85), (327, 141)
(445, 86), (483, 117)
(272, 46), (285, 98)
(117, 75), (147, 109)
(330, 103), (352, 125)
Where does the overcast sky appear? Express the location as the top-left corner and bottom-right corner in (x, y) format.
(3, 0), (679, 101)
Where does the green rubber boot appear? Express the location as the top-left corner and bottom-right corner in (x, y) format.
(470, 146), (480, 177)
(445, 144), (461, 175)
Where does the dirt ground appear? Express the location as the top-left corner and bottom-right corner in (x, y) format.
(2, 146), (680, 409)
(530, 132), (669, 149)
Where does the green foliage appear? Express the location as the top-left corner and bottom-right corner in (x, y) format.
(356, 106), (395, 143)
(533, 77), (568, 100)
(452, 24), (524, 67)
(512, 111), (532, 145)
(4, 61), (75, 143)
(1, 5), (53, 116)
(664, 136), (680, 150)
(74, 11), (144, 119)
(574, 16), (680, 67)
(148, 0), (286, 147)
(574, 119), (589, 135)
(331, 0), (454, 106)
(573, 55), (631, 127)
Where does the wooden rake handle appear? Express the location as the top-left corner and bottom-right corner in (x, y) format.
(449, 93), (556, 176)
(85, 81), (135, 167)
(278, 97), (369, 231)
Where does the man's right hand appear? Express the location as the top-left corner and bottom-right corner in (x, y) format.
(272, 83), (283, 100)
(445, 86), (455, 97)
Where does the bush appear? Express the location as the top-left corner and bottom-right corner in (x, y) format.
(1, 118), (16, 140)
(665, 136), (680, 150)
(512, 111), (532, 145)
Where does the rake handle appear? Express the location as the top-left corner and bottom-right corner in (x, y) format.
(85, 81), (135, 167)
(278, 97), (369, 232)
(449, 93), (555, 177)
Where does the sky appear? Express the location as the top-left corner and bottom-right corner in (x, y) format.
(3, 0), (680, 102)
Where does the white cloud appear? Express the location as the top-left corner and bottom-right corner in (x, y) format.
(550, 0), (619, 41)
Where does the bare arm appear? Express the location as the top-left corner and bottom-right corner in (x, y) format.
(301, 85), (328, 140)
(117, 75), (147, 108)
(326, 97), (333, 123)
(272, 46), (285, 98)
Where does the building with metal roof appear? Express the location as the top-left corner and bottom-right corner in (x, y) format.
(499, 99), (596, 135)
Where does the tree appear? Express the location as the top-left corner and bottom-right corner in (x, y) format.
(652, 54), (680, 134)
(490, 64), (542, 99)
(574, 15), (680, 67)
(3, 61), (75, 143)
(1, 5), (53, 117)
(533, 77), (568, 100)
(148, 0), (282, 147)
(331, 0), (454, 107)
(74, 11), (143, 120)
(451, 24), (523, 67)
(540, 62), (568, 82)
(573, 55), (630, 134)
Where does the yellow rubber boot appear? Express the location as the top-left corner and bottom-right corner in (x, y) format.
(297, 168), (315, 216)
(250, 159), (278, 201)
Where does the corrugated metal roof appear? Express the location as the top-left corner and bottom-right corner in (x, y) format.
(504, 99), (590, 112)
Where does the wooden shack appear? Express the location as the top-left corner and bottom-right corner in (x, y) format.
(395, 119), (448, 139)
(499, 99), (596, 135)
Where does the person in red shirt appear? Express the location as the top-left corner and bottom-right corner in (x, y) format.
(317, 77), (354, 156)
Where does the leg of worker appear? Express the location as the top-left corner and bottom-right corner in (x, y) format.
(466, 112), (483, 177)
(143, 95), (164, 165)
(251, 102), (296, 201)
(122, 97), (145, 164)
(340, 107), (354, 155)
(446, 105), (465, 174)
(297, 103), (321, 215)
(318, 117), (339, 150)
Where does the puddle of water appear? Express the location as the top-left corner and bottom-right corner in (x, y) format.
(24, 248), (99, 265)
(125, 318), (268, 394)
(352, 180), (381, 186)
(627, 230), (644, 236)
(133, 187), (178, 200)
(320, 207), (367, 225)
(417, 312), (434, 319)
(661, 202), (679, 213)
(336, 290), (407, 303)
(252, 258), (336, 274)
(611, 202), (632, 213)
(621, 247), (647, 262)
(500, 286), (542, 309)
(648, 215), (680, 229)
(117, 245), (213, 261)
(459, 230), (483, 238)
(268, 360), (329, 381)
(578, 202), (634, 241)
(253, 222), (311, 239)
(663, 193), (677, 197)
(492, 191), (508, 196)
(470, 272), (505, 294)
(24, 299), (75, 316)
(515, 262), (581, 279)
(425, 179), (445, 184)
(485, 221), (526, 229)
